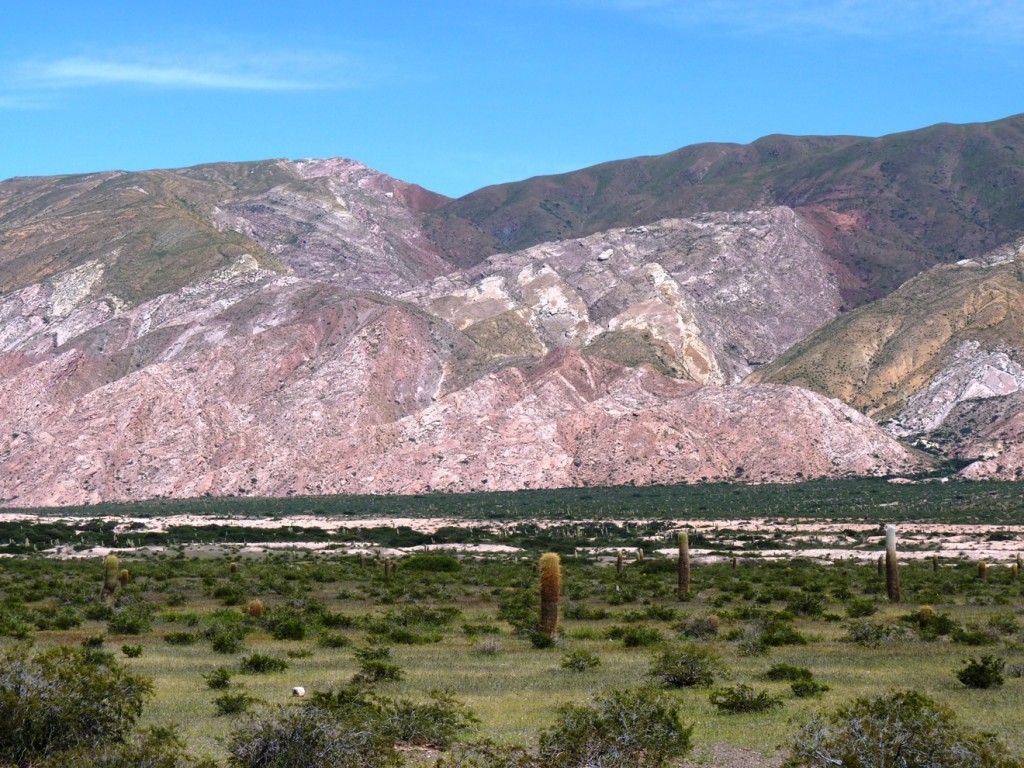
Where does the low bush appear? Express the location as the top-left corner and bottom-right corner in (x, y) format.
(785, 689), (1023, 768)
(401, 554), (462, 572)
(648, 645), (724, 687)
(956, 655), (1005, 689)
(676, 613), (720, 640)
(763, 663), (813, 682)
(351, 645), (404, 684)
(32, 726), (214, 768)
(538, 687), (692, 768)
(561, 649), (601, 672)
(790, 679), (830, 698)
(0, 645), (153, 765)
(385, 690), (479, 748)
(845, 598), (877, 618)
(606, 624), (662, 648)
(214, 690), (261, 716)
(226, 704), (402, 768)
(709, 684), (782, 714)
(202, 667), (234, 689)
(239, 653), (288, 674)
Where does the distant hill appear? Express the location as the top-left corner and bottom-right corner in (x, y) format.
(427, 114), (1024, 307)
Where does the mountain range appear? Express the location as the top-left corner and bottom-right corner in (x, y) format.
(3, 114), (1024, 506)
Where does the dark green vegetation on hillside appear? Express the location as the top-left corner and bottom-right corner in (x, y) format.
(427, 114), (1024, 307)
(2, 547), (1024, 766)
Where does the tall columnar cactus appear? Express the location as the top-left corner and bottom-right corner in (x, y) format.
(615, 552), (624, 576)
(978, 561), (988, 580)
(885, 525), (901, 603)
(932, 555), (939, 573)
(678, 532), (690, 598)
(101, 554), (120, 602)
(539, 552), (561, 638)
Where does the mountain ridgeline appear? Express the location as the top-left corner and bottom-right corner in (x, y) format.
(3, 115), (1024, 506)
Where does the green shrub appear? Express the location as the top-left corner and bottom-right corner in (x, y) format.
(676, 614), (720, 640)
(845, 620), (916, 647)
(785, 592), (825, 617)
(121, 644), (143, 658)
(214, 690), (261, 716)
(528, 630), (557, 649)
(951, 625), (999, 646)
(0, 645), (152, 765)
(401, 554), (462, 572)
(709, 684), (783, 714)
(267, 606), (308, 641)
(785, 689), (1023, 768)
(538, 687), (691, 768)
(606, 624), (662, 648)
(791, 679), (830, 698)
(239, 653), (289, 674)
(956, 656), (1005, 689)
(561, 649), (601, 672)
(33, 726), (214, 768)
(351, 645), (404, 684)
(107, 602), (154, 635)
(763, 663), (813, 682)
(203, 667), (234, 689)
(385, 690), (478, 748)
(648, 645), (724, 687)
(226, 704), (402, 768)
(319, 631), (353, 648)
(845, 598), (877, 618)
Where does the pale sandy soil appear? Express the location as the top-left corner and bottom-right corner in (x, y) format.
(7, 512), (1021, 563)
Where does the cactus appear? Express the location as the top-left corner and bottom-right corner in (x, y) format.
(230, 561), (238, 574)
(877, 554), (884, 577)
(101, 554), (120, 602)
(615, 552), (624, 575)
(118, 569), (130, 587)
(678, 532), (690, 598)
(932, 555), (939, 573)
(246, 599), (264, 618)
(978, 561), (988, 580)
(539, 553), (561, 638)
(885, 525), (901, 603)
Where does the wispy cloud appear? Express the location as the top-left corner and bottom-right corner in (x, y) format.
(23, 57), (319, 91)
(7, 46), (361, 96)
(588, 0), (1024, 43)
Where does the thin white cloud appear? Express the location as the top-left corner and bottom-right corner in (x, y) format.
(9, 46), (361, 94)
(589, 0), (1024, 43)
(28, 57), (318, 91)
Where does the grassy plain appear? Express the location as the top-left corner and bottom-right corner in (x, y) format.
(3, 479), (1024, 765)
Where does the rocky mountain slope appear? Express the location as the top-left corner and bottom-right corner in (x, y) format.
(753, 237), (1024, 478)
(0, 150), (930, 506)
(10, 114), (1024, 505)
(427, 114), (1024, 308)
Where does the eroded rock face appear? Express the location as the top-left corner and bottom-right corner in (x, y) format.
(211, 159), (452, 293)
(403, 207), (841, 384)
(0, 159), (921, 507)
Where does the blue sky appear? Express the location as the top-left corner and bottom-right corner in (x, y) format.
(1, 1), (1022, 197)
